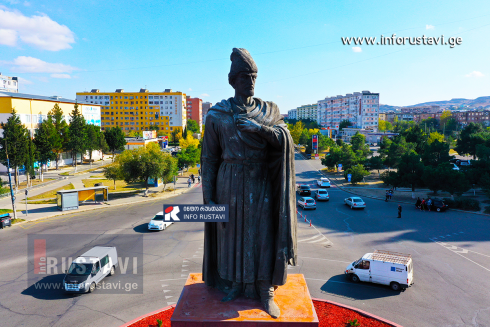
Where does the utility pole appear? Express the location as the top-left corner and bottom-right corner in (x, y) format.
(5, 142), (17, 220)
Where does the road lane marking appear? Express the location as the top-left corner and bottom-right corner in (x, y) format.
(430, 239), (490, 272)
(298, 235), (322, 242)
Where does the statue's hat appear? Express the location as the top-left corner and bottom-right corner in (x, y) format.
(228, 48), (258, 83)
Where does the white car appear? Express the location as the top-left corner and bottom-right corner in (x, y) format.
(317, 177), (331, 188)
(148, 211), (173, 231)
(344, 197), (366, 210)
(315, 189), (329, 201)
(297, 197), (316, 210)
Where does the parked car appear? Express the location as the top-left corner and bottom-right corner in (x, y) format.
(148, 211), (173, 231)
(296, 184), (311, 195)
(305, 153), (312, 159)
(315, 189), (329, 201)
(297, 197), (316, 210)
(64, 246), (118, 293)
(344, 197), (366, 209)
(0, 213), (12, 229)
(430, 199), (448, 212)
(317, 177), (331, 188)
(345, 250), (414, 291)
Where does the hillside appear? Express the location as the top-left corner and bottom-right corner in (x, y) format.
(408, 96), (490, 108)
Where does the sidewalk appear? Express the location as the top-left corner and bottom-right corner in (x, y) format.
(7, 177), (201, 225)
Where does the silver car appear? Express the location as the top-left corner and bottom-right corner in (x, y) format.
(344, 197), (366, 210)
(297, 197), (316, 210)
(315, 189), (329, 201)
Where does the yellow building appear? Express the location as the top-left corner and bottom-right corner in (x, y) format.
(76, 88), (187, 134)
(0, 91), (101, 136)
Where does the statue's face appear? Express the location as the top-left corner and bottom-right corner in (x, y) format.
(233, 72), (257, 97)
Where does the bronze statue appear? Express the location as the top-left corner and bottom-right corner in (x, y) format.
(201, 48), (297, 318)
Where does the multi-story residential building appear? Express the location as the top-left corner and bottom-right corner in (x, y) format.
(386, 112), (415, 123)
(379, 113), (387, 121)
(296, 104), (317, 120)
(288, 109), (297, 120)
(0, 73), (18, 93)
(401, 105), (440, 114)
(452, 110), (490, 126)
(76, 89), (187, 134)
(202, 102), (213, 124)
(317, 91), (380, 132)
(0, 91), (101, 170)
(186, 96), (202, 132)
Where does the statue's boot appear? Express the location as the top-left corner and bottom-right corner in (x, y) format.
(222, 282), (242, 302)
(258, 280), (280, 318)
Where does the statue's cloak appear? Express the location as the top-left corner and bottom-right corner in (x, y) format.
(201, 97), (297, 288)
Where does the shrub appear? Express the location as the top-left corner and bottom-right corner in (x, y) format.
(442, 197), (481, 211)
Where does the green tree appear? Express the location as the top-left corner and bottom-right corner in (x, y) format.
(351, 132), (370, 160)
(299, 129), (309, 147)
(33, 119), (57, 181)
(367, 155), (384, 177)
(321, 146), (342, 170)
(48, 104), (68, 170)
(422, 165), (444, 195)
(161, 154), (179, 191)
(421, 140), (451, 167)
(182, 127), (188, 139)
(186, 119), (200, 134)
(104, 126), (127, 162)
(380, 170), (402, 189)
(382, 136), (416, 169)
(402, 125), (426, 154)
(397, 153), (424, 193)
(171, 128), (182, 143)
(118, 143), (167, 194)
(440, 168), (471, 199)
(289, 121), (305, 144)
(103, 163), (124, 190)
(317, 133), (335, 152)
(345, 164), (370, 185)
(427, 132), (444, 144)
(148, 125), (159, 131)
(25, 136), (36, 187)
(378, 120), (393, 132)
(339, 119), (353, 131)
(85, 124), (101, 167)
(67, 103), (87, 171)
(420, 117), (439, 132)
(176, 145), (201, 170)
(0, 109), (29, 187)
(455, 123), (484, 158)
(97, 131), (109, 159)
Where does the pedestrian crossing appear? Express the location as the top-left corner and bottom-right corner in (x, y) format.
(297, 233), (332, 246)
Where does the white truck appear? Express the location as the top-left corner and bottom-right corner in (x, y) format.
(63, 246), (118, 293)
(345, 250), (414, 291)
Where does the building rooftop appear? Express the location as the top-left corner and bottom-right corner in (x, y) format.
(0, 91), (96, 105)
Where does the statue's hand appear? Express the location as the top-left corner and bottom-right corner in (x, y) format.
(236, 118), (261, 133)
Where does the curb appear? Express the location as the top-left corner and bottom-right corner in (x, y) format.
(311, 298), (403, 327)
(119, 304), (176, 327)
(10, 183), (201, 227)
(317, 170), (490, 218)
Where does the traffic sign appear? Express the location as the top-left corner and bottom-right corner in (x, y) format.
(347, 174), (352, 182)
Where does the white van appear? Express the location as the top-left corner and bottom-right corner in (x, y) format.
(64, 246), (118, 293)
(345, 250), (414, 291)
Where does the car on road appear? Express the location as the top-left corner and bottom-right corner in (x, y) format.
(430, 199), (448, 212)
(64, 246), (118, 293)
(315, 189), (329, 201)
(297, 197), (316, 210)
(0, 213), (12, 229)
(345, 250), (414, 291)
(148, 211), (173, 231)
(344, 197), (366, 209)
(297, 184), (311, 195)
(317, 177), (331, 188)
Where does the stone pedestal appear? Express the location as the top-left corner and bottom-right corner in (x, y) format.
(171, 273), (318, 326)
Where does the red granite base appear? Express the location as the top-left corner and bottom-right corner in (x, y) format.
(170, 273), (318, 327)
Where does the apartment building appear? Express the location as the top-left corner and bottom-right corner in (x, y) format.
(288, 109), (297, 120)
(401, 105), (440, 114)
(317, 91), (380, 131)
(0, 73), (18, 93)
(296, 104), (317, 120)
(202, 102), (212, 124)
(186, 96), (202, 132)
(0, 91), (101, 170)
(451, 110), (490, 126)
(76, 89), (187, 134)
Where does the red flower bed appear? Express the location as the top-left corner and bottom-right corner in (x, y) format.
(123, 300), (400, 327)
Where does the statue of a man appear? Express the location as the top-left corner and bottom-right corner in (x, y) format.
(201, 48), (297, 318)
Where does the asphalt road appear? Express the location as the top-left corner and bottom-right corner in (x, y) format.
(0, 154), (489, 327)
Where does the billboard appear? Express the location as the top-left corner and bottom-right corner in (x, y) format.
(312, 135), (318, 150)
(143, 131), (156, 139)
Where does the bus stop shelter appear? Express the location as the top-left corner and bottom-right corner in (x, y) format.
(57, 186), (109, 211)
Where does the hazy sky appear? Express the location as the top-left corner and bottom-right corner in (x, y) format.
(1, 0), (489, 113)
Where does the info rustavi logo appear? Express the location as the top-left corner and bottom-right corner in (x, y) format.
(164, 206), (180, 221)
(163, 205), (229, 222)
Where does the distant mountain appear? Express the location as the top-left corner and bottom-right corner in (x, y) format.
(379, 104), (401, 112)
(408, 96), (490, 109)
